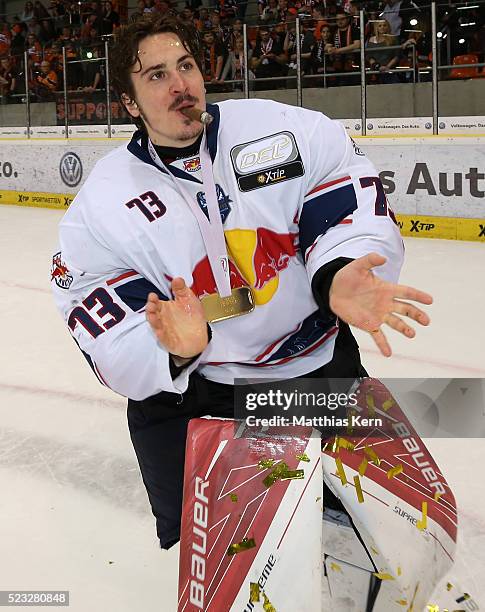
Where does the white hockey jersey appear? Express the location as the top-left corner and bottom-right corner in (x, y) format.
(51, 99), (404, 400)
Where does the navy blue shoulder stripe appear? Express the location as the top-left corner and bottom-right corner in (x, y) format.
(114, 277), (168, 312)
(206, 103), (220, 162)
(299, 183), (358, 258)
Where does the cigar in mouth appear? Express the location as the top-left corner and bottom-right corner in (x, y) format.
(179, 106), (213, 125)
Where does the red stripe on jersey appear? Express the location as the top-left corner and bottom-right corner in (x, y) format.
(205, 326), (338, 367)
(304, 218), (353, 263)
(256, 325), (338, 367)
(255, 322), (302, 362)
(306, 175), (351, 197)
(106, 270), (138, 286)
(93, 360), (109, 388)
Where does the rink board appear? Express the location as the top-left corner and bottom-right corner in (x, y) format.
(1, 188), (484, 242)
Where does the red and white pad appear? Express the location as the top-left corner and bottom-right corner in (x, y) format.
(322, 378), (458, 611)
(178, 419), (322, 611)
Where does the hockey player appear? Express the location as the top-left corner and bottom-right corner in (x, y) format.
(51, 14), (433, 551)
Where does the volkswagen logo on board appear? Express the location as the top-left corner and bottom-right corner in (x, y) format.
(59, 152), (83, 187)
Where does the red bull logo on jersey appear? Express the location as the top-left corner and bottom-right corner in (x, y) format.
(190, 228), (298, 306)
(51, 251), (73, 289)
(183, 157), (201, 173)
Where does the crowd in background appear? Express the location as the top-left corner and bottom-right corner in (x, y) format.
(0, 0), (484, 102)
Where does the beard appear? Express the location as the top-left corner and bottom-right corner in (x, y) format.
(139, 106), (204, 145)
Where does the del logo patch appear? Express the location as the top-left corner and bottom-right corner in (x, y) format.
(51, 252), (73, 289)
(230, 131), (304, 192)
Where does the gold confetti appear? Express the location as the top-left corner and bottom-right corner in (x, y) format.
(408, 582), (420, 612)
(417, 501), (428, 531)
(364, 446), (381, 466)
(280, 469), (304, 481)
(227, 537), (256, 556)
(316, 496), (322, 503)
(338, 437), (355, 451)
(354, 475), (364, 503)
(397, 566), (402, 576)
(446, 583), (453, 591)
(387, 464), (404, 479)
(296, 453), (310, 462)
(250, 582), (260, 603)
(358, 457), (369, 476)
(331, 436), (340, 453)
(396, 600), (408, 606)
(262, 591), (276, 612)
(259, 458), (275, 469)
(371, 546), (379, 555)
(263, 462), (304, 487)
(263, 462), (288, 487)
(373, 572), (395, 580)
(322, 441), (329, 453)
(330, 562), (342, 572)
(335, 457), (348, 485)
(434, 491), (442, 501)
(230, 493), (238, 502)
(382, 398), (394, 411)
(426, 605), (439, 612)
(366, 394), (376, 417)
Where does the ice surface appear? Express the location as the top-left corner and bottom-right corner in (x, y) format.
(0, 205), (484, 611)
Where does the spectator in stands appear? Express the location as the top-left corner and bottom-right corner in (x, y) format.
(25, 32), (42, 65)
(221, 34), (254, 89)
(0, 21), (11, 56)
(251, 25), (287, 89)
(38, 18), (56, 45)
(49, 0), (66, 24)
(312, 4), (327, 40)
(283, 14), (314, 74)
(59, 25), (73, 44)
(102, 0), (120, 34)
(21, 1), (35, 23)
(326, 10), (360, 84)
(219, 0), (238, 21)
(34, 0), (50, 20)
(195, 7), (212, 31)
(0, 56), (18, 102)
(380, 0), (402, 36)
(277, 0), (291, 23)
(401, 29), (431, 81)
(79, 43), (104, 91)
(260, 0), (279, 25)
(10, 23), (26, 55)
(260, 0), (280, 25)
(200, 29), (225, 90)
(130, 0), (147, 21)
(366, 18), (400, 83)
(32, 58), (58, 99)
(310, 23), (337, 83)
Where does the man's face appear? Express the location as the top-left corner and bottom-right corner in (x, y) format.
(40, 61), (50, 74)
(203, 32), (214, 46)
(124, 33), (205, 147)
(336, 14), (349, 29)
(260, 29), (270, 41)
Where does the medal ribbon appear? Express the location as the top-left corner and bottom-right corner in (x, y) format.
(147, 131), (232, 297)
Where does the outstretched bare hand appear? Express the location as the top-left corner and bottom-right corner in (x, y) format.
(145, 277), (208, 359)
(329, 253), (433, 357)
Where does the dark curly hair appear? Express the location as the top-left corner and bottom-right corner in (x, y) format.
(110, 14), (202, 129)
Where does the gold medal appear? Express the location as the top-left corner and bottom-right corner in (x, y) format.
(201, 286), (254, 323)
